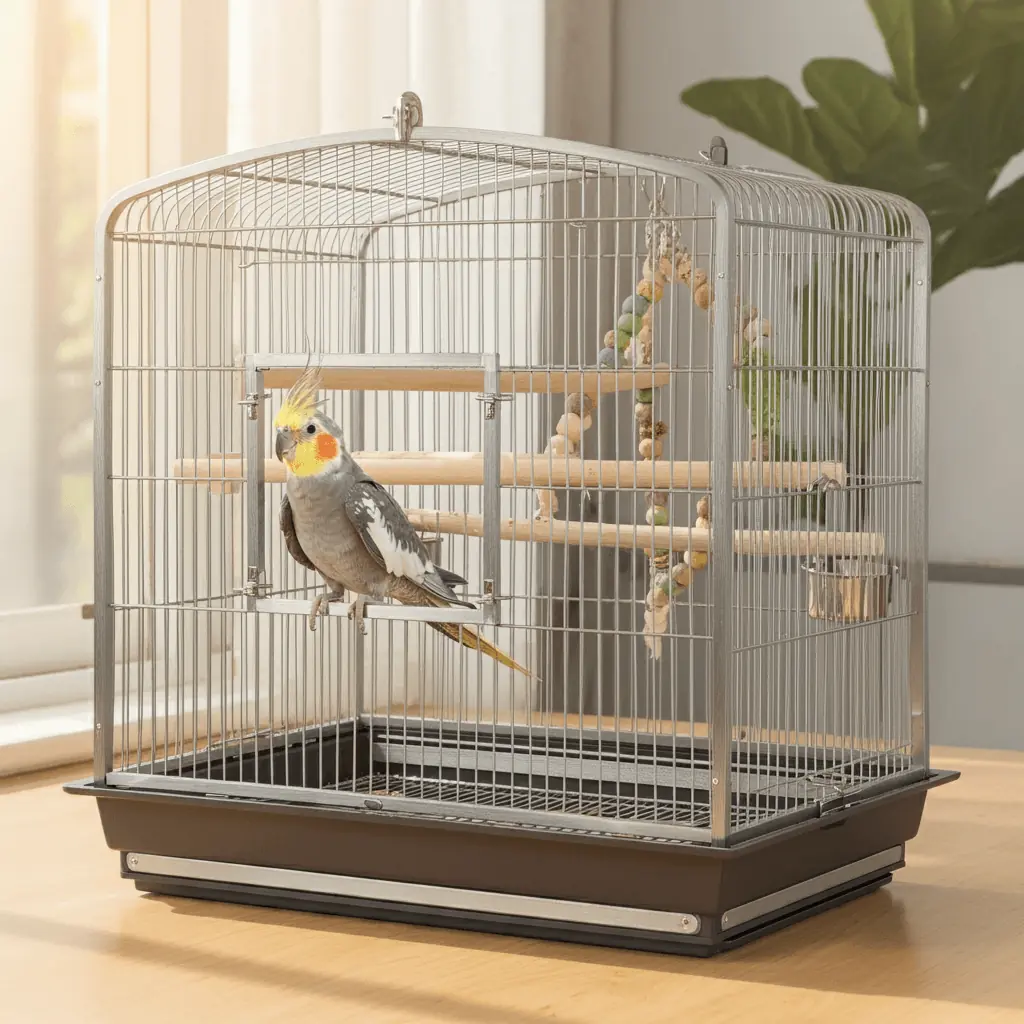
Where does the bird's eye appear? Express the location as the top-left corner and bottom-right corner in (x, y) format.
(305, 423), (316, 435)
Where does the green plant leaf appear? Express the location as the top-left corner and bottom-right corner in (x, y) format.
(967, 0), (1024, 43)
(866, 0), (918, 103)
(912, 0), (974, 106)
(932, 174), (1024, 287)
(680, 77), (832, 177)
(921, 47), (1024, 194)
(802, 58), (918, 175)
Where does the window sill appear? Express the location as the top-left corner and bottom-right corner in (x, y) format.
(0, 700), (98, 777)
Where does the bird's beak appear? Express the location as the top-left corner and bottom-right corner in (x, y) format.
(274, 428), (296, 463)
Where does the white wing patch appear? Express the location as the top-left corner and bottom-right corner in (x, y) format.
(359, 496), (433, 580)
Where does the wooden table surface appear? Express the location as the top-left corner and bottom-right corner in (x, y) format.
(2, 748), (1022, 1023)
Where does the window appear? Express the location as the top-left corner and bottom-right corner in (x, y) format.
(0, 0), (99, 617)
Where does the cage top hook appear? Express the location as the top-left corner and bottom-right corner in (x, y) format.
(388, 91), (424, 143)
(699, 135), (729, 166)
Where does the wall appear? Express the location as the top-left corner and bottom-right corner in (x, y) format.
(612, 0), (1024, 751)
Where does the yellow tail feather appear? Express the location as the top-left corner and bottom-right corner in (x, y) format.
(431, 621), (532, 677)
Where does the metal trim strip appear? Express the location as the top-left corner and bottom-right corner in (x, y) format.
(126, 852), (702, 936)
(720, 845), (903, 931)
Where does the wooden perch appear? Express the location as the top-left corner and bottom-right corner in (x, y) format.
(174, 453), (847, 491)
(260, 364), (672, 396)
(401, 510), (885, 558)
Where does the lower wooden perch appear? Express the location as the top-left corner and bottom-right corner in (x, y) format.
(401, 509), (884, 558)
(175, 454), (847, 491)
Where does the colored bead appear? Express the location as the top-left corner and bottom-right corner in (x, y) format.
(685, 550), (709, 571)
(597, 347), (619, 369)
(616, 328), (633, 351)
(646, 505), (669, 526)
(636, 388), (653, 403)
(617, 312), (643, 336)
(622, 293), (650, 317)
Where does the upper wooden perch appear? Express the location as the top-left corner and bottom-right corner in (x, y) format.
(261, 364), (672, 396)
(175, 453), (847, 491)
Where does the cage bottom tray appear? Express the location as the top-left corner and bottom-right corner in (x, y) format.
(67, 725), (957, 957)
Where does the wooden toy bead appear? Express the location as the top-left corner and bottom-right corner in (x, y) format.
(647, 586), (670, 609)
(645, 505), (669, 526)
(565, 393), (593, 418)
(642, 258), (668, 287)
(634, 326), (652, 366)
(691, 269), (711, 310)
(695, 515), (711, 531)
(556, 413), (585, 442)
(684, 550), (709, 571)
(616, 328), (633, 351)
(642, 309), (653, 329)
(652, 552), (671, 570)
(645, 491), (669, 508)
(549, 433), (568, 456)
(672, 563), (693, 589)
(696, 495), (710, 520)
(622, 293), (650, 317)
(637, 278), (664, 304)
(674, 249), (692, 283)
(638, 437), (663, 459)
(603, 329), (617, 349)
(636, 388), (653, 403)
(597, 347), (619, 369)
(634, 404), (654, 431)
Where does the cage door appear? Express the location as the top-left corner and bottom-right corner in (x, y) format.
(244, 351), (503, 628)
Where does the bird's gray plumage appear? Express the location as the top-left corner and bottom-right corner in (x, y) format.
(281, 421), (470, 609)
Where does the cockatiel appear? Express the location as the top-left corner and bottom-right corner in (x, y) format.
(272, 364), (530, 677)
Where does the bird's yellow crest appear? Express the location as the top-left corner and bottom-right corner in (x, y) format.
(274, 363), (323, 431)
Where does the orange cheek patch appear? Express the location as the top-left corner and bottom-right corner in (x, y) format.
(316, 433), (339, 461)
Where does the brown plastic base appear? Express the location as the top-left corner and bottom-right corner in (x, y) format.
(66, 727), (957, 956)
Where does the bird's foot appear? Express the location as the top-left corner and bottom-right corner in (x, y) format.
(348, 594), (368, 636)
(308, 590), (345, 632)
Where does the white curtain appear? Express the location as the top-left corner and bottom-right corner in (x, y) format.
(228, 0), (546, 152)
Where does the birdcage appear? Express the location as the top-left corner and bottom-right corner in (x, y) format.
(69, 93), (957, 955)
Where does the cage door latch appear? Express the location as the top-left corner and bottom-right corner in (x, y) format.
(476, 392), (511, 420)
(238, 391), (270, 420)
(238, 565), (269, 599)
